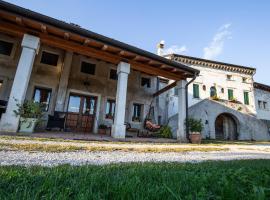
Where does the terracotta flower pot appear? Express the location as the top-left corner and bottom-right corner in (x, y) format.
(189, 132), (202, 144)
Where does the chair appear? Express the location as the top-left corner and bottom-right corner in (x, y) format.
(46, 111), (66, 131)
(0, 100), (7, 119)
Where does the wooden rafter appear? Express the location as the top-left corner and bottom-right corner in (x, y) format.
(153, 81), (177, 97)
(0, 13), (188, 80)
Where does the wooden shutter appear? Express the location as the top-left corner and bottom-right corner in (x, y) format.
(193, 84), (199, 98)
(244, 92), (249, 105)
(228, 89), (233, 100)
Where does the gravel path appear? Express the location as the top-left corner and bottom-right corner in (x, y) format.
(0, 138), (270, 166)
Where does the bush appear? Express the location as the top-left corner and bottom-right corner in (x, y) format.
(13, 100), (45, 119)
(186, 118), (204, 132)
(158, 125), (172, 138)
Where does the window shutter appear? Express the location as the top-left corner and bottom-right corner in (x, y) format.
(228, 89), (233, 100)
(193, 84), (199, 98)
(244, 92), (249, 105)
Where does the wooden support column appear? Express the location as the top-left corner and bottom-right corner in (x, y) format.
(55, 51), (73, 112)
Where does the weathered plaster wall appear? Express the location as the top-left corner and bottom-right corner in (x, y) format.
(254, 88), (270, 120)
(0, 33), (156, 132)
(168, 63), (256, 118)
(169, 99), (270, 140)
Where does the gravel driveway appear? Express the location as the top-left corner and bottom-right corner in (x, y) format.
(0, 138), (270, 166)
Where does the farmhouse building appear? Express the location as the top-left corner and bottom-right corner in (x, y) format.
(0, 1), (269, 141)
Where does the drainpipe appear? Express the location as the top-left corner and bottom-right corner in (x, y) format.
(185, 72), (199, 140)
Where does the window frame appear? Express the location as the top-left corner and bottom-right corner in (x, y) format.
(32, 86), (52, 112)
(109, 68), (118, 80)
(141, 77), (151, 88)
(132, 103), (143, 122)
(105, 98), (116, 120)
(228, 89), (234, 100)
(0, 36), (17, 60)
(80, 60), (96, 75)
(243, 91), (249, 105)
(263, 101), (268, 110)
(193, 84), (200, 98)
(39, 50), (60, 67)
(226, 74), (233, 81)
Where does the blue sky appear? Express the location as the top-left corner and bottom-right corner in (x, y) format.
(5, 0), (270, 84)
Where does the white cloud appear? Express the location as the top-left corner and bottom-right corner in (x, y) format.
(203, 23), (232, 60)
(163, 45), (188, 55)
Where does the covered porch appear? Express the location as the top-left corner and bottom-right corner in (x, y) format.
(0, 1), (198, 141)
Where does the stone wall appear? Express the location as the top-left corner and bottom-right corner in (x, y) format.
(254, 88), (270, 120)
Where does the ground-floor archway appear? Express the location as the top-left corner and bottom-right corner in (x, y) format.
(215, 113), (238, 140)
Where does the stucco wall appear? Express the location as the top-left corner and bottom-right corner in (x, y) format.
(168, 62), (256, 118)
(254, 88), (270, 120)
(169, 99), (270, 141)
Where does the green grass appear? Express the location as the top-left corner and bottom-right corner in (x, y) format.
(0, 160), (270, 199)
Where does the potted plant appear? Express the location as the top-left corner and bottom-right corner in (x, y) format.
(14, 100), (45, 133)
(98, 124), (107, 135)
(186, 118), (204, 144)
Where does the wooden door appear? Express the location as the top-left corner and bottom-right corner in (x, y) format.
(66, 93), (97, 133)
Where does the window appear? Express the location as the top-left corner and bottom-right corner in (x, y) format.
(68, 95), (81, 113)
(259, 101), (268, 110)
(105, 99), (115, 119)
(132, 103), (142, 122)
(244, 91), (249, 105)
(258, 100), (262, 109)
(221, 88), (224, 93)
(174, 88), (178, 96)
(81, 61), (96, 75)
(83, 96), (96, 114)
(33, 87), (52, 111)
(228, 89), (234, 100)
(40, 51), (59, 66)
(109, 69), (118, 80)
(141, 77), (151, 88)
(193, 84), (199, 98)
(210, 86), (217, 97)
(263, 102), (268, 110)
(0, 40), (13, 56)
(202, 85), (206, 91)
(227, 75), (233, 81)
(242, 77), (247, 83)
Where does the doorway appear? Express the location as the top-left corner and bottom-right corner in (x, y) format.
(215, 113), (238, 140)
(66, 93), (97, 133)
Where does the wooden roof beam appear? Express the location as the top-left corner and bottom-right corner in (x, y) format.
(15, 17), (23, 26)
(153, 81), (177, 97)
(64, 32), (70, 40)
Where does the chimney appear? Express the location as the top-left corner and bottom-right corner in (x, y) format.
(157, 40), (165, 56)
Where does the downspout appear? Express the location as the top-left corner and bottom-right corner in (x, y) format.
(185, 72), (199, 140)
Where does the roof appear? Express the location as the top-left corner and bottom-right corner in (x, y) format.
(0, 0), (199, 78)
(166, 53), (256, 75)
(254, 82), (270, 92)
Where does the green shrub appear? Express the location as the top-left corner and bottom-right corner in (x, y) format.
(186, 118), (204, 132)
(159, 125), (172, 138)
(13, 100), (45, 119)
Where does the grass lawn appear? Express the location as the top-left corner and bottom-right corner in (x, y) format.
(0, 160), (270, 199)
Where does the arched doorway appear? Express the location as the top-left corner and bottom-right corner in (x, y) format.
(215, 113), (238, 140)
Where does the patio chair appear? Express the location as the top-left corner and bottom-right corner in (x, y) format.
(46, 111), (66, 131)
